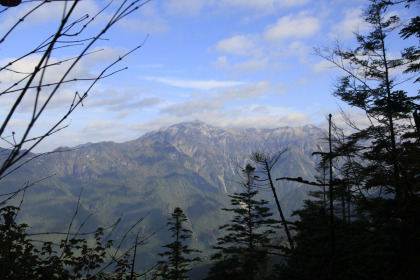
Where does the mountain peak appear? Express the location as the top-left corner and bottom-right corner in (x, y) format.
(139, 121), (324, 146)
(176, 119), (211, 128)
(7, 118), (324, 270)
(145, 120), (216, 138)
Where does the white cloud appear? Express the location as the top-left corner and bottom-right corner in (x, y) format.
(232, 58), (268, 72)
(85, 87), (162, 116)
(0, 45), (131, 114)
(0, 55), (83, 85)
(311, 60), (336, 74)
(162, 98), (222, 117)
(216, 111), (311, 129)
(158, 81), (293, 126)
(212, 55), (268, 74)
(108, 97), (162, 111)
(141, 76), (246, 90)
(29, 119), (135, 150)
(329, 8), (369, 39)
(218, 0), (310, 12)
(156, 105), (311, 131)
(212, 56), (268, 73)
(87, 95), (129, 108)
(161, 0), (311, 17)
(278, 112), (311, 125)
(163, 0), (205, 16)
(0, 85), (79, 116)
(313, 107), (373, 134)
(82, 47), (125, 68)
(130, 116), (184, 133)
(82, 120), (128, 136)
(215, 34), (260, 56)
(264, 13), (320, 42)
(287, 41), (312, 63)
(0, 1), (101, 33)
(121, 3), (169, 33)
(0, 46), (123, 87)
(0, 0), (157, 48)
(294, 77), (308, 85)
(212, 56), (229, 68)
(218, 81), (279, 100)
(251, 104), (271, 114)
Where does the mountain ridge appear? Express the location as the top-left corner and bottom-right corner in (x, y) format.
(1, 121), (325, 270)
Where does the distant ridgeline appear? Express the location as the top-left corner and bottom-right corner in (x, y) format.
(1, 121), (324, 269)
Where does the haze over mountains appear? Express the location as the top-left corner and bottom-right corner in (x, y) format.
(1, 121), (325, 269)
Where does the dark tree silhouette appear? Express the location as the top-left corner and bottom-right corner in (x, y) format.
(279, 0), (420, 278)
(314, 0), (419, 199)
(206, 164), (280, 280)
(250, 149), (294, 250)
(0, 205), (144, 279)
(154, 207), (201, 280)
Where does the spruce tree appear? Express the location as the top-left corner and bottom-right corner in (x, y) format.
(154, 207), (201, 280)
(280, 0), (420, 278)
(206, 164), (280, 280)
(315, 0), (419, 199)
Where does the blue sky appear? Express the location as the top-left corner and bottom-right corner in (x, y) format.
(0, 0), (417, 152)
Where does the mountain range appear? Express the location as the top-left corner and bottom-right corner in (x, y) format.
(0, 120), (326, 271)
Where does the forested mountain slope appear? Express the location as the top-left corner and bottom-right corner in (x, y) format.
(1, 121), (325, 268)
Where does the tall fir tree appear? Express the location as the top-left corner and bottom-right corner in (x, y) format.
(315, 0), (419, 198)
(280, 0), (420, 279)
(206, 164), (280, 280)
(154, 207), (201, 280)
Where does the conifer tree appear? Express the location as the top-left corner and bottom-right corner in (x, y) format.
(280, 0), (420, 278)
(250, 150), (294, 250)
(206, 164), (280, 280)
(154, 207), (201, 280)
(315, 0), (419, 198)
(399, 0), (420, 83)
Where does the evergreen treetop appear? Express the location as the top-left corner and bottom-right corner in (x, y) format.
(154, 207), (201, 280)
(206, 164), (280, 280)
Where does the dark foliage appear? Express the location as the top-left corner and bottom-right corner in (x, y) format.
(206, 164), (280, 280)
(0, 206), (134, 279)
(279, 0), (420, 279)
(154, 207), (201, 280)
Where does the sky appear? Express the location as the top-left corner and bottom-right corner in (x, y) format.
(0, 0), (418, 152)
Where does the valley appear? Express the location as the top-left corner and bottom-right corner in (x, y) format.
(1, 121), (325, 272)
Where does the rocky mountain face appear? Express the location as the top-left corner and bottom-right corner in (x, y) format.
(1, 121), (325, 269)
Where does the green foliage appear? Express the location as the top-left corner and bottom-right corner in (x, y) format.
(206, 164), (280, 280)
(154, 207), (201, 280)
(0, 206), (134, 280)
